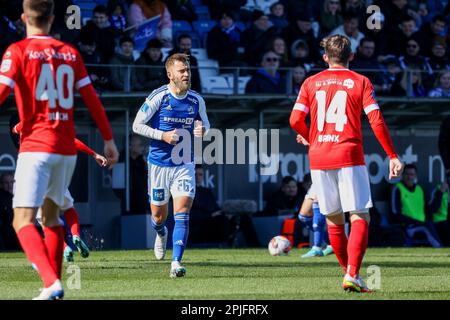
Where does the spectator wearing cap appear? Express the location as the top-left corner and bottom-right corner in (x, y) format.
(268, 2), (289, 33)
(350, 38), (385, 93)
(206, 10), (246, 70)
(428, 70), (450, 98)
(135, 38), (166, 91)
(109, 36), (141, 91)
(319, 0), (343, 37)
(78, 34), (110, 90)
(329, 11), (365, 53)
(416, 14), (447, 57)
(241, 9), (278, 66)
(427, 41), (450, 72)
(245, 51), (287, 94)
(281, 11), (320, 61)
(80, 5), (121, 62)
(290, 39), (315, 71)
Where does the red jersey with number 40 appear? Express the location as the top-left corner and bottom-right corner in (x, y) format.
(0, 35), (92, 155)
(293, 66), (396, 170)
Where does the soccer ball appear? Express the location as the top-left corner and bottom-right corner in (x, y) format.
(268, 236), (291, 256)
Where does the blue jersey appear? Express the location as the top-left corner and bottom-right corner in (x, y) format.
(133, 85), (210, 167)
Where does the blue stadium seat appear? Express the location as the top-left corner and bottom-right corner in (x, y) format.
(193, 20), (216, 46)
(201, 76), (232, 94)
(194, 5), (211, 21)
(172, 20), (193, 34)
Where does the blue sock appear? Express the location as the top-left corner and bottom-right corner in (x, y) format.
(172, 213), (189, 262)
(298, 213), (313, 231)
(313, 202), (326, 248)
(150, 216), (166, 236)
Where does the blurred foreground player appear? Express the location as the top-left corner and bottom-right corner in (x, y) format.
(12, 122), (107, 262)
(133, 53), (210, 278)
(290, 35), (403, 293)
(0, 0), (119, 299)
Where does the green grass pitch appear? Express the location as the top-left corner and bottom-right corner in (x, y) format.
(1, 248), (449, 300)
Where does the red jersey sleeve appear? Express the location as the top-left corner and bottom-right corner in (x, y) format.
(0, 44), (21, 104)
(74, 50), (91, 91)
(74, 138), (96, 157)
(362, 77), (397, 159)
(290, 79), (310, 141)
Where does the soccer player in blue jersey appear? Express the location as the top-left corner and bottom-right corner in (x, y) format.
(132, 53), (210, 278)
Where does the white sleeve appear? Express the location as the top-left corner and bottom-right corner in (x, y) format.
(132, 94), (164, 140)
(198, 97), (210, 131)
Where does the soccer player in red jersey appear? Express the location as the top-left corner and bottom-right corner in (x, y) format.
(12, 123), (106, 262)
(290, 35), (404, 292)
(0, 0), (119, 299)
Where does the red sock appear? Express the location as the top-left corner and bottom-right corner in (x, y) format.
(347, 219), (369, 277)
(43, 226), (64, 279)
(16, 224), (58, 288)
(64, 207), (80, 237)
(327, 224), (348, 273)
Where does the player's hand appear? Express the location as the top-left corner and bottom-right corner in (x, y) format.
(162, 129), (179, 145)
(94, 154), (108, 167)
(296, 134), (309, 146)
(193, 120), (205, 137)
(389, 158), (404, 180)
(104, 139), (119, 169)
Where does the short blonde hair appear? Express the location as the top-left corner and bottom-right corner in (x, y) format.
(23, 0), (54, 27)
(165, 53), (190, 70)
(320, 35), (352, 65)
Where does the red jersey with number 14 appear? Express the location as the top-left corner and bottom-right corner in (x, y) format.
(0, 35), (92, 155)
(292, 66), (396, 170)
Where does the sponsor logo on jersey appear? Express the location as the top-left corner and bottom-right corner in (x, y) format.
(153, 188), (165, 201)
(343, 79), (354, 89)
(28, 48), (77, 62)
(163, 117), (194, 125)
(4, 51), (11, 59)
(0, 59), (12, 72)
(318, 134), (340, 143)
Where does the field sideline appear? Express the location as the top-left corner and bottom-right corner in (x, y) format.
(0, 248), (449, 300)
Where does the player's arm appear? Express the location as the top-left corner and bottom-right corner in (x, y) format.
(194, 97), (210, 137)
(75, 52), (118, 167)
(363, 78), (403, 179)
(289, 80), (310, 142)
(74, 138), (108, 167)
(132, 93), (178, 145)
(0, 45), (20, 106)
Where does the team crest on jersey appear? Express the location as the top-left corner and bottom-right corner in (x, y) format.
(0, 59), (12, 73)
(187, 106), (194, 114)
(343, 79), (354, 89)
(153, 189), (165, 202)
(4, 51), (11, 59)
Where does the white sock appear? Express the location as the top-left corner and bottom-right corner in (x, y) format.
(171, 260), (181, 269)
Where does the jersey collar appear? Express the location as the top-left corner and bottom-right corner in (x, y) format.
(27, 34), (52, 39)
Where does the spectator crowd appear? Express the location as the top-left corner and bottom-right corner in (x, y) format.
(1, 0), (449, 96)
